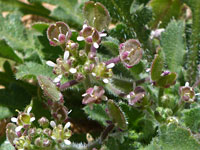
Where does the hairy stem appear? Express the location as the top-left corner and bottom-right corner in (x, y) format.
(105, 56), (121, 65)
(60, 80), (79, 91)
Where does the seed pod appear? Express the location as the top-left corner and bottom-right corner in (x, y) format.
(47, 22), (71, 46)
(119, 39), (143, 68)
(179, 86), (195, 103)
(37, 76), (63, 102)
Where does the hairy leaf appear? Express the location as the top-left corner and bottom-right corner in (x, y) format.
(161, 20), (185, 73)
(83, 104), (109, 126)
(141, 123), (200, 150)
(151, 54), (163, 81)
(181, 107), (200, 133)
(16, 62), (56, 79)
(107, 100), (128, 130)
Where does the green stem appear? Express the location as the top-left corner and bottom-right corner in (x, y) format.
(158, 88), (164, 106)
(186, 0), (200, 84)
(173, 99), (185, 115)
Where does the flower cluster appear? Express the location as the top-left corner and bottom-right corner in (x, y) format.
(7, 106), (72, 150)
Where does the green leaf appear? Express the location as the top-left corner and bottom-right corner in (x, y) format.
(161, 20), (185, 73)
(151, 54), (163, 81)
(111, 76), (133, 93)
(141, 123), (200, 150)
(0, 40), (23, 63)
(0, 0), (50, 18)
(120, 103), (144, 129)
(32, 22), (49, 33)
(0, 13), (43, 62)
(181, 107), (200, 133)
(0, 13), (29, 51)
(83, 1), (110, 31)
(150, 0), (183, 28)
(107, 100), (128, 130)
(0, 105), (12, 120)
(83, 104), (109, 126)
(16, 62), (56, 79)
(156, 72), (177, 88)
(101, 37), (119, 56)
(29, 0), (85, 29)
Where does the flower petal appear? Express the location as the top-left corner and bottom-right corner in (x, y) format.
(50, 121), (56, 128)
(64, 122), (71, 130)
(77, 36), (84, 41)
(53, 75), (63, 83)
(106, 63), (115, 69)
(27, 106), (32, 114)
(64, 51), (70, 61)
(15, 126), (23, 132)
(93, 42), (99, 49)
(46, 61), (56, 67)
(103, 78), (109, 84)
(11, 117), (17, 123)
(30, 117), (35, 122)
(69, 68), (77, 74)
(64, 139), (71, 145)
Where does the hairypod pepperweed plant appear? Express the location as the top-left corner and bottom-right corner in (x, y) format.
(0, 0), (200, 149)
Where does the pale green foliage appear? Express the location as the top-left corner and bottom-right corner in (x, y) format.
(142, 124), (200, 150)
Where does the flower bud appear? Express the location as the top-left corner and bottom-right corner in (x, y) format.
(43, 128), (52, 136)
(38, 117), (49, 128)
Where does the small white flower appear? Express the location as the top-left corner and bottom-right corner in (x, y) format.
(77, 36), (85, 41)
(69, 68), (77, 74)
(93, 42), (99, 49)
(106, 63), (115, 69)
(64, 139), (71, 145)
(46, 61), (56, 67)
